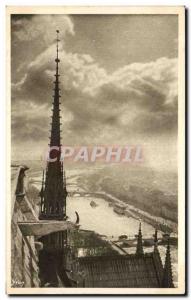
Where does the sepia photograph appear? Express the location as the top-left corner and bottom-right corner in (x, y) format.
(6, 6), (185, 295)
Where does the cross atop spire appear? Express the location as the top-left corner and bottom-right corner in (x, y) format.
(136, 222), (144, 256)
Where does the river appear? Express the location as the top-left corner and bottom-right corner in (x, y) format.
(67, 195), (154, 237)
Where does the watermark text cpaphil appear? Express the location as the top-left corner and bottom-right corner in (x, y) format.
(44, 145), (144, 164)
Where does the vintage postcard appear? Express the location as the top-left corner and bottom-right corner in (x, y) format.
(6, 6), (185, 295)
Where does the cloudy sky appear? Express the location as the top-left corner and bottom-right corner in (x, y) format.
(11, 14), (178, 171)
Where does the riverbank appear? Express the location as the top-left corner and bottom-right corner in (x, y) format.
(92, 191), (177, 234)
(76, 164), (178, 225)
(68, 189), (177, 234)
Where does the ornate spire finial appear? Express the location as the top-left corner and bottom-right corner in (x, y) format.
(162, 236), (174, 288)
(136, 222), (144, 256)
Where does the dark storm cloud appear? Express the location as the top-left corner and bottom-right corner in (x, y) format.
(12, 50), (178, 144)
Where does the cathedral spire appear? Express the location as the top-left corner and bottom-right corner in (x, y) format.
(39, 30), (67, 220)
(50, 29), (61, 148)
(136, 222), (144, 256)
(162, 237), (174, 288)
